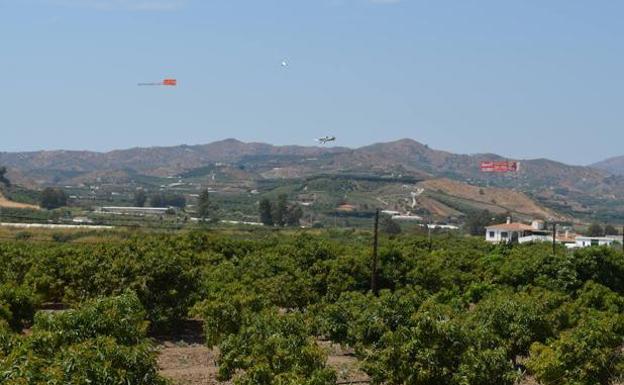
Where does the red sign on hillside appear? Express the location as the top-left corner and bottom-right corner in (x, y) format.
(480, 161), (519, 173)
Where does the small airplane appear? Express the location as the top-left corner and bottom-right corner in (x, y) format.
(316, 136), (336, 144)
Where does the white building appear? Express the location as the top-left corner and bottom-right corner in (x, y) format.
(485, 218), (622, 249)
(574, 236), (616, 248)
(99, 207), (171, 215)
(485, 219), (547, 244)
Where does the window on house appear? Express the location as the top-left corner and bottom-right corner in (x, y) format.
(489, 231), (495, 238)
(501, 232), (508, 238)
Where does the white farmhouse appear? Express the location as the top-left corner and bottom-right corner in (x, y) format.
(485, 218), (548, 244)
(485, 218), (622, 249)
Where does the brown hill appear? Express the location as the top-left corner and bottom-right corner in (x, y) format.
(0, 139), (348, 180)
(421, 178), (562, 220)
(2, 138), (624, 221)
(592, 155), (624, 176)
(0, 191), (38, 209)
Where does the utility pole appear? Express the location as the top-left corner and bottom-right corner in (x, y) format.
(428, 223), (432, 252)
(370, 208), (380, 296)
(622, 226), (624, 253)
(552, 223), (557, 256)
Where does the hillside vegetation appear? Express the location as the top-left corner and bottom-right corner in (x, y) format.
(1, 229), (624, 384)
(4, 138), (624, 222)
(0, 190), (38, 209)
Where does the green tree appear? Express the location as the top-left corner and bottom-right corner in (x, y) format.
(604, 224), (619, 236)
(527, 312), (624, 385)
(134, 189), (147, 207)
(380, 216), (402, 235)
(150, 192), (186, 208)
(0, 284), (39, 332)
(465, 210), (494, 236)
(197, 189), (218, 222)
(285, 205), (303, 227)
(363, 303), (518, 385)
(0, 293), (167, 385)
(470, 291), (551, 362)
(587, 223), (604, 237)
(259, 198), (273, 226)
(272, 194), (288, 227)
(216, 310), (336, 385)
(40, 187), (67, 210)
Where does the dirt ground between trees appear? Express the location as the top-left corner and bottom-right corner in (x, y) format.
(153, 321), (599, 385)
(155, 321), (368, 385)
(157, 341), (368, 385)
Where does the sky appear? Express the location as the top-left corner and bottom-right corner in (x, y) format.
(1, 0), (623, 165)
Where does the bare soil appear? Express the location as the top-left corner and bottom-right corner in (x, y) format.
(421, 178), (561, 219)
(158, 342), (223, 385)
(154, 321), (548, 385)
(155, 322), (368, 385)
(0, 191), (38, 209)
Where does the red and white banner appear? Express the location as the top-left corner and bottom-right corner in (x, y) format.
(480, 161), (519, 172)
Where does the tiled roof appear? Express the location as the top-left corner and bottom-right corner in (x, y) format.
(486, 223), (534, 231)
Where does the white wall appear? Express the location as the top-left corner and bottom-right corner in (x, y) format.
(486, 229), (515, 243)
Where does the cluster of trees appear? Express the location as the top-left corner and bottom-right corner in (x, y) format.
(0, 292), (166, 384)
(259, 194), (303, 227)
(40, 187), (67, 209)
(135, 188), (217, 220)
(380, 214), (401, 235)
(464, 209), (510, 236)
(2, 230), (624, 384)
(587, 222), (621, 236)
(149, 191), (186, 208)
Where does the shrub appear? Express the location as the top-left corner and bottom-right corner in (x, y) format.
(527, 312), (624, 385)
(0, 292), (166, 385)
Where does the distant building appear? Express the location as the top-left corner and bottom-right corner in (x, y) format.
(336, 204), (356, 212)
(574, 236), (616, 248)
(392, 215), (423, 221)
(485, 218), (621, 249)
(427, 224), (459, 230)
(485, 218), (548, 243)
(99, 207), (170, 215)
(72, 217), (93, 224)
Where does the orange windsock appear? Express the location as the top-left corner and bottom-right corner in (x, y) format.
(163, 79), (177, 86)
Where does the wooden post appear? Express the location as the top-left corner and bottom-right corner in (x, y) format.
(552, 223), (557, 256)
(371, 209), (380, 295)
(428, 224), (432, 252)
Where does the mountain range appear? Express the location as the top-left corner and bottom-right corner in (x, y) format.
(2, 138), (624, 222)
(591, 155), (624, 176)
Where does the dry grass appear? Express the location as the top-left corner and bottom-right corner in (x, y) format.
(0, 191), (38, 209)
(421, 178), (561, 219)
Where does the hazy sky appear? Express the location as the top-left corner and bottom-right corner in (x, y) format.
(1, 0), (623, 165)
